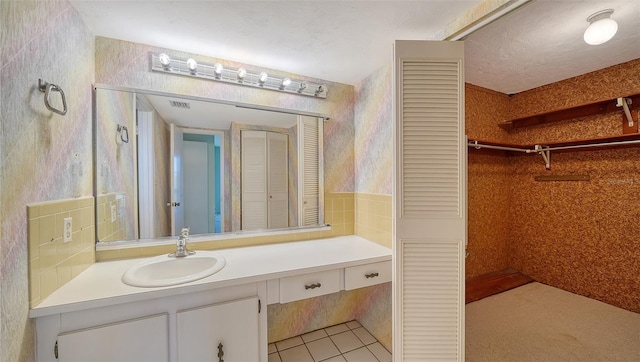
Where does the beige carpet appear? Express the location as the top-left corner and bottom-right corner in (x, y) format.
(466, 282), (640, 362)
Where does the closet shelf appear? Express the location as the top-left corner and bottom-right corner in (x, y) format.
(468, 133), (640, 169)
(498, 93), (640, 130)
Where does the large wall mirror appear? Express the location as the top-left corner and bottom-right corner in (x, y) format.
(94, 86), (326, 245)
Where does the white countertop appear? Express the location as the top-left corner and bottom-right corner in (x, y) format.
(29, 235), (391, 318)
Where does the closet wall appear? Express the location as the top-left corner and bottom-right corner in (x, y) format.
(466, 85), (511, 278)
(467, 59), (640, 312)
(507, 59), (640, 313)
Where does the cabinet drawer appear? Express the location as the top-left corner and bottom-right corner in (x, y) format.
(280, 269), (342, 303)
(344, 261), (392, 290)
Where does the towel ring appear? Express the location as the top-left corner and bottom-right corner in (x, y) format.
(38, 79), (67, 116)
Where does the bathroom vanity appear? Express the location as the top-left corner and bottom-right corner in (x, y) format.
(29, 236), (391, 362)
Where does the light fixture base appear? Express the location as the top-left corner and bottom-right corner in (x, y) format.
(586, 9), (614, 23)
(150, 53), (328, 99)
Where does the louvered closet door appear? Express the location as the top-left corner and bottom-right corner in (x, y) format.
(393, 40), (466, 361)
(267, 132), (289, 229)
(299, 116), (321, 226)
(241, 131), (268, 230)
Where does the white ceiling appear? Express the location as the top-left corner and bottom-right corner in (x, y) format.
(71, 0), (640, 95)
(142, 93), (298, 130)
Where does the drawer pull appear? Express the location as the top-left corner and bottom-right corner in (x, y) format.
(365, 272), (379, 279)
(305, 282), (322, 290)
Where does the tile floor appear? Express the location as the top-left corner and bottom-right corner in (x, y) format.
(269, 320), (392, 362)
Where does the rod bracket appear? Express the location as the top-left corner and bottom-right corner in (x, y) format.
(534, 145), (551, 170)
(617, 97), (633, 127)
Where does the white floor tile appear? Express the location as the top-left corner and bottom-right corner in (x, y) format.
(306, 337), (341, 361)
(346, 320), (362, 330)
(351, 327), (377, 345)
(325, 323), (349, 335)
(276, 336), (304, 351)
(302, 328), (329, 343)
(343, 346), (378, 362)
(367, 342), (392, 362)
(268, 352), (282, 362)
(330, 330), (365, 353)
(271, 321), (392, 362)
(268, 343), (277, 354)
(279, 344), (314, 362)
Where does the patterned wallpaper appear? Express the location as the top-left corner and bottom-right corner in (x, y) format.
(354, 64), (393, 195)
(0, 1), (95, 360)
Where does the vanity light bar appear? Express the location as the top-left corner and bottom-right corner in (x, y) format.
(150, 53), (328, 99)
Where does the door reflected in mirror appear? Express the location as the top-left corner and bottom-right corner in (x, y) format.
(94, 87), (325, 243)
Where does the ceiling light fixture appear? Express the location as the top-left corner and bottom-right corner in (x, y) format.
(583, 9), (618, 45)
(150, 53), (327, 98)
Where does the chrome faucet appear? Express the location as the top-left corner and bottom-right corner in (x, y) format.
(170, 227), (195, 257)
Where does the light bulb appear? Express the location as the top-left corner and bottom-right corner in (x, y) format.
(186, 58), (197, 73)
(237, 68), (247, 80)
(297, 82), (307, 93)
(159, 53), (171, 69)
(213, 63), (223, 78)
(259, 72), (268, 84)
(280, 78), (292, 89)
(584, 9), (618, 45)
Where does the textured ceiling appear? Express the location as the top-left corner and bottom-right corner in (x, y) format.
(70, 0), (481, 85)
(71, 0), (640, 94)
(465, 0), (640, 94)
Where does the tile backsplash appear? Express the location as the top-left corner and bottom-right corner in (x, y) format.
(355, 193), (392, 248)
(27, 197), (95, 307)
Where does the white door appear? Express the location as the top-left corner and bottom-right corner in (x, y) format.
(183, 140), (209, 234)
(170, 123), (184, 236)
(176, 297), (260, 362)
(137, 110), (154, 238)
(241, 131), (268, 230)
(57, 314), (169, 362)
(393, 40), (466, 361)
(241, 131), (288, 230)
(267, 132), (289, 229)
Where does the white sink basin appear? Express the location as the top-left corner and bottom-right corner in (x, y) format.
(122, 251), (226, 287)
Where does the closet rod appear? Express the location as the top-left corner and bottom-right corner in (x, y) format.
(468, 138), (640, 153)
(532, 139), (640, 152)
(467, 141), (528, 153)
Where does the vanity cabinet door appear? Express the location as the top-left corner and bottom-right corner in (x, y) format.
(56, 313), (169, 362)
(176, 296), (260, 362)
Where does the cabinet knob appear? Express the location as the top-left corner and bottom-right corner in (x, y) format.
(365, 272), (379, 279)
(305, 282), (322, 290)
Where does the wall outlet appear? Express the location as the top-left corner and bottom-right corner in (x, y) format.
(63, 217), (72, 243)
(110, 203), (117, 223)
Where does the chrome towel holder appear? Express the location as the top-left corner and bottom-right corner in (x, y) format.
(38, 79), (67, 115)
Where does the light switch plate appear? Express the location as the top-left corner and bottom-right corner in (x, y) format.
(110, 203), (117, 223)
(63, 217), (72, 243)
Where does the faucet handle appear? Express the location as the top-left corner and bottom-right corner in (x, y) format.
(180, 227), (190, 237)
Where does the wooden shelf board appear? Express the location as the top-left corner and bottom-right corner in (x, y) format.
(499, 93), (640, 130)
